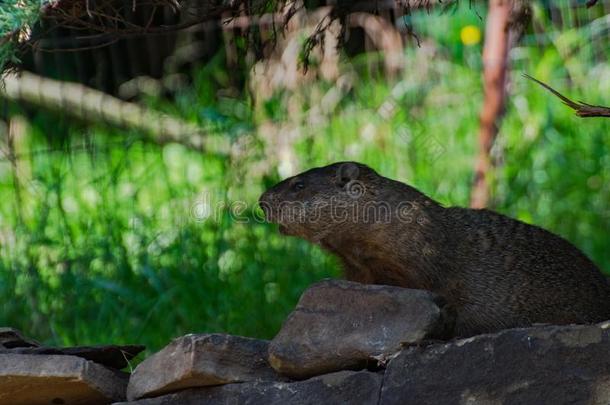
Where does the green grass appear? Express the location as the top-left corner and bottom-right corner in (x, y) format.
(0, 1), (608, 355)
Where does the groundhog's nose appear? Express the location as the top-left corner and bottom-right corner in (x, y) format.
(258, 190), (275, 221)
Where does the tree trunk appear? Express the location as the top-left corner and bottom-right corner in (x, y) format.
(470, 0), (514, 209)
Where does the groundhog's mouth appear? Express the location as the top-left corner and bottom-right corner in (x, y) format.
(279, 224), (292, 235)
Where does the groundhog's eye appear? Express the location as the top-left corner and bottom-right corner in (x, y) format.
(292, 181), (305, 191)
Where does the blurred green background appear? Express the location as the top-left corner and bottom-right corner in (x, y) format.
(0, 2), (608, 354)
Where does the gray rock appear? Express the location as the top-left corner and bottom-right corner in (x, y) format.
(0, 327), (41, 348)
(116, 370), (382, 405)
(127, 334), (280, 401)
(0, 353), (128, 405)
(0, 328), (144, 369)
(58, 345), (145, 369)
(1, 344), (145, 370)
(268, 279), (453, 379)
(381, 321), (610, 405)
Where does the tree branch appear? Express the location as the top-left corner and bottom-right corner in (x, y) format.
(0, 71), (230, 152)
(524, 74), (610, 118)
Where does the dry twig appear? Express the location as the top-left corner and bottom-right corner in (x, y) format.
(524, 74), (610, 118)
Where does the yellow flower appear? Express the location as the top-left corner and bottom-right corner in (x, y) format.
(460, 25), (482, 46)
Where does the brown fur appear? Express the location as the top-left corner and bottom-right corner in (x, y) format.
(259, 162), (610, 337)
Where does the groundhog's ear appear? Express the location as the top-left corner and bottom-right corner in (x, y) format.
(336, 163), (360, 187)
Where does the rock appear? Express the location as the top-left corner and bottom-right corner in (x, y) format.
(1, 344), (145, 370)
(0, 328), (144, 369)
(127, 334), (280, 401)
(268, 279), (453, 379)
(381, 321), (610, 405)
(60, 345), (145, 369)
(116, 370), (382, 405)
(0, 353), (129, 405)
(0, 327), (41, 348)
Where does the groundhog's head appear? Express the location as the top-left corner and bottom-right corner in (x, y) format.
(259, 162), (395, 243)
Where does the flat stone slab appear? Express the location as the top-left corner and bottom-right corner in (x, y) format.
(0, 353), (129, 405)
(381, 321), (610, 405)
(268, 279), (453, 379)
(0, 327), (41, 348)
(117, 370), (382, 405)
(0, 328), (144, 370)
(1, 345), (145, 370)
(127, 334), (280, 400)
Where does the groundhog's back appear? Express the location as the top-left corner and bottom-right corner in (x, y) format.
(444, 206), (610, 336)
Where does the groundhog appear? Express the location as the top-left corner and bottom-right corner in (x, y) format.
(259, 161), (610, 337)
